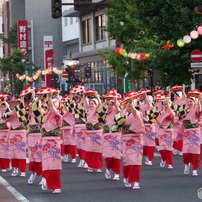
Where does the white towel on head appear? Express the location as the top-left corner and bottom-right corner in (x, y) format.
(91, 98), (98, 105)
(175, 91), (182, 98)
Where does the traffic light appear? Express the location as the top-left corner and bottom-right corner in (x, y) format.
(85, 66), (92, 78)
(51, 0), (62, 19)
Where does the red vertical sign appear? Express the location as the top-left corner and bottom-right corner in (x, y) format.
(17, 21), (28, 55)
(43, 36), (53, 87)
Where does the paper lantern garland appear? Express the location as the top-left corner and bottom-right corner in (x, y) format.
(115, 47), (150, 60)
(16, 66), (65, 82)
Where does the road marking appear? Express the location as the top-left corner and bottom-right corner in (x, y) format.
(0, 176), (29, 202)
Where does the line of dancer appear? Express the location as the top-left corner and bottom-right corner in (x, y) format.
(0, 84), (201, 192)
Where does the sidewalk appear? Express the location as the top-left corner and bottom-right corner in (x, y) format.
(0, 182), (19, 202)
(0, 176), (28, 202)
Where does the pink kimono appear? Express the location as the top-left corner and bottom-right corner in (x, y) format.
(0, 115), (10, 170)
(173, 97), (186, 152)
(7, 112), (27, 172)
(122, 111), (145, 183)
(27, 109), (42, 176)
(61, 111), (76, 159)
(140, 101), (156, 162)
(157, 110), (175, 166)
(182, 105), (201, 170)
(103, 109), (121, 174)
(41, 108), (62, 190)
(85, 106), (103, 169)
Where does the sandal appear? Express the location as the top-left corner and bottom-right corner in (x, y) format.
(28, 173), (36, 184)
(41, 183), (48, 190)
(160, 159), (165, 167)
(123, 178), (131, 188)
(132, 185), (140, 189)
(11, 171), (18, 177)
(87, 168), (93, 172)
(20, 172), (26, 177)
(105, 172), (111, 179)
(52, 189), (62, 194)
(113, 175), (120, 181)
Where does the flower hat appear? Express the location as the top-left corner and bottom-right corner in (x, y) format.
(170, 84), (183, 91)
(20, 86), (36, 97)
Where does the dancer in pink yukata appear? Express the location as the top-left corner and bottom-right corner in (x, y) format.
(35, 88), (63, 194)
(139, 91), (156, 166)
(157, 97), (175, 169)
(24, 88), (43, 184)
(102, 95), (121, 180)
(169, 85), (186, 156)
(115, 95), (145, 189)
(2, 96), (28, 177)
(61, 95), (77, 163)
(182, 93), (202, 176)
(0, 98), (11, 172)
(83, 90), (103, 173)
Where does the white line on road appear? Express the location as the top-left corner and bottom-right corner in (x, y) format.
(0, 176), (29, 202)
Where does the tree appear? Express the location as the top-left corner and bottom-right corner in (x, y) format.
(0, 23), (18, 48)
(102, 0), (160, 90)
(133, 0), (202, 86)
(104, 0), (202, 88)
(0, 48), (39, 94)
(0, 23), (39, 94)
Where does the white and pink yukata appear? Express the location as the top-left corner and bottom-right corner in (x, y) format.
(61, 110), (77, 162)
(182, 105), (201, 174)
(103, 108), (121, 179)
(140, 101), (156, 165)
(121, 110), (145, 187)
(27, 106), (42, 181)
(7, 111), (27, 176)
(157, 107), (175, 168)
(172, 96), (186, 154)
(85, 106), (103, 171)
(41, 107), (62, 191)
(0, 112), (10, 171)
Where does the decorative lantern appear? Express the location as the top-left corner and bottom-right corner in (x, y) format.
(119, 49), (125, 55)
(116, 47), (122, 54)
(183, 35), (191, 44)
(190, 30), (199, 39)
(177, 39), (185, 47)
(197, 26), (202, 35)
(123, 50), (128, 57)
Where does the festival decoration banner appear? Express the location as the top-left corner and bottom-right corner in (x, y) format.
(16, 66), (64, 82)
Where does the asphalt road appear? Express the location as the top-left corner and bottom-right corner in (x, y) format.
(1, 153), (202, 202)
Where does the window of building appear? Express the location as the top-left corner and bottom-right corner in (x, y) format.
(82, 19), (91, 44)
(95, 15), (106, 41)
(70, 17), (73, 25)
(64, 17), (68, 27)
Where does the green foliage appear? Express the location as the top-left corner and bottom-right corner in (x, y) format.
(104, 0), (202, 87)
(0, 23), (40, 94)
(0, 23), (17, 48)
(0, 48), (39, 94)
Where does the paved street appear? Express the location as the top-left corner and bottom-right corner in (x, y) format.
(0, 153), (202, 202)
